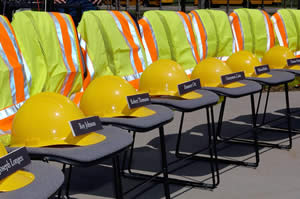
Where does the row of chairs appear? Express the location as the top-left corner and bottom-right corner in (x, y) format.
(0, 8), (299, 199)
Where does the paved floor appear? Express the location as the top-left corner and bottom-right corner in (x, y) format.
(60, 91), (300, 199)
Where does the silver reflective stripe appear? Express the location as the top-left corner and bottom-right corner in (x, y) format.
(121, 12), (146, 70)
(230, 14), (242, 52)
(0, 42), (17, 105)
(140, 24), (153, 65)
(86, 53), (95, 80)
(21, 56), (30, 99)
(109, 11), (139, 77)
(49, 13), (72, 95)
(79, 37), (95, 79)
(275, 13), (288, 47)
(0, 18), (30, 98)
(61, 14), (80, 72)
(228, 15), (236, 54)
(295, 51), (300, 56)
(0, 18), (23, 66)
(216, 56), (229, 61)
(232, 33), (236, 53)
(0, 17), (30, 101)
(0, 101), (24, 120)
(271, 16), (285, 47)
(185, 68), (193, 75)
(123, 72), (142, 82)
(177, 12), (198, 63)
(236, 13), (245, 51)
(191, 12), (206, 60)
(260, 11), (271, 51)
(144, 17), (159, 63)
(191, 13), (203, 60)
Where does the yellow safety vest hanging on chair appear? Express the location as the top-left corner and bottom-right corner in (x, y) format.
(189, 9), (236, 61)
(77, 10), (147, 89)
(271, 9), (300, 57)
(139, 10), (200, 75)
(0, 16), (30, 146)
(229, 9), (275, 58)
(12, 11), (84, 98)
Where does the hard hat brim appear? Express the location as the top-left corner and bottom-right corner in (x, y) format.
(287, 64), (300, 70)
(0, 170), (35, 192)
(223, 82), (245, 88)
(178, 91), (203, 100)
(147, 90), (202, 100)
(102, 106), (156, 118)
(251, 72), (272, 78)
(203, 82), (245, 88)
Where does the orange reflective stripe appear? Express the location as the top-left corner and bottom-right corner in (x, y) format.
(230, 12), (244, 51)
(273, 13), (288, 47)
(125, 12), (144, 49)
(139, 18), (158, 62)
(72, 91), (84, 105)
(0, 22), (25, 104)
(178, 12), (200, 62)
(112, 11), (143, 73)
(262, 11), (275, 48)
(128, 79), (139, 89)
(190, 11), (207, 59)
(51, 13), (77, 96)
(69, 15), (85, 82)
(0, 114), (14, 131)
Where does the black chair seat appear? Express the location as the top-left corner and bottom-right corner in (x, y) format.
(247, 70), (295, 86)
(150, 90), (219, 112)
(204, 80), (262, 98)
(101, 105), (174, 132)
(1, 161), (64, 199)
(9, 126), (132, 165)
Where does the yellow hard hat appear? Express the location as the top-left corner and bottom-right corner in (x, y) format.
(139, 59), (202, 99)
(0, 143), (35, 192)
(191, 57), (245, 88)
(262, 46), (300, 70)
(80, 76), (155, 118)
(10, 92), (106, 147)
(226, 51), (271, 78)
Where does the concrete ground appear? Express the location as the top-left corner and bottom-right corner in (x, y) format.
(60, 91), (300, 199)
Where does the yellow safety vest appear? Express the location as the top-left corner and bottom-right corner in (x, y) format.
(12, 11), (84, 97)
(189, 9), (235, 61)
(139, 10), (200, 75)
(229, 9), (275, 58)
(272, 9), (300, 57)
(78, 10), (147, 89)
(0, 16), (30, 145)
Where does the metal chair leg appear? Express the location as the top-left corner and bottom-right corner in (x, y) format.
(210, 106), (220, 185)
(175, 108), (219, 188)
(127, 131), (136, 174)
(57, 164), (66, 199)
(113, 155), (124, 199)
(65, 165), (72, 199)
(215, 96), (260, 167)
(158, 126), (171, 199)
(175, 112), (185, 156)
(227, 84), (293, 150)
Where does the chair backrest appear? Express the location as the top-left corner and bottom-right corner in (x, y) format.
(189, 9), (235, 61)
(229, 8), (275, 58)
(12, 11), (84, 97)
(271, 9), (300, 57)
(77, 10), (147, 89)
(139, 10), (200, 75)
(0, 15), (30, 144)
